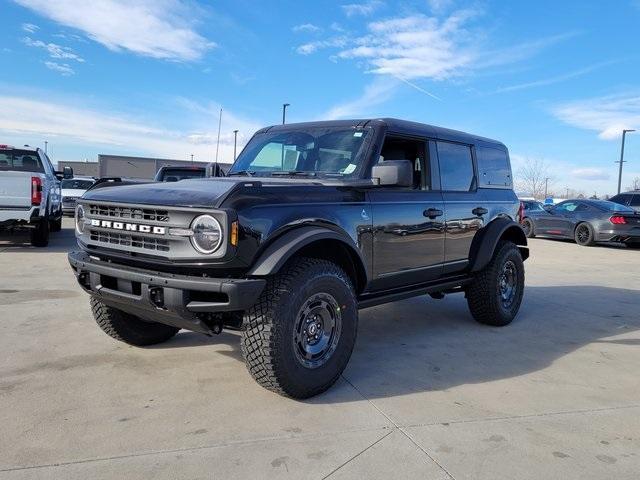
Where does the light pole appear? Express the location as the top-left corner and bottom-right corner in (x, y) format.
(282, 103), (290, 125)
(190, 154), (194, 164)
(544, 177), (549, 198)
(233, 130), (239, 160)
(617, 129), (635, 194)
(44, 140), (48, 154)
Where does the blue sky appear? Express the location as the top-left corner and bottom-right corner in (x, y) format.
(0, 0), (639, 195)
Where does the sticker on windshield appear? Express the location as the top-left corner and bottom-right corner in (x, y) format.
(343, 164), (357, 174)
(353, 132), (363, 137)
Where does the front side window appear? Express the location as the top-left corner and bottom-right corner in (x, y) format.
(556, 202), (578, 212)
(230, 127), (371, 177)
(437, 141), (475, 192)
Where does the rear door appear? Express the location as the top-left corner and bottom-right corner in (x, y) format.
(436, 140), (483, 272)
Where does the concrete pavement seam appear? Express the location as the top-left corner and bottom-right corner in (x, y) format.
(320, 429), (394, 479)
(0, 425), (391, 473)
(401, 403), (640, 429)
(341, 374), (457, 480)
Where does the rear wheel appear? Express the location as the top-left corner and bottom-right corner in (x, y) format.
(241, 257), (358, 399)
(574, 222), (595, 246)
(90, 297), (179, 346)
(30, 217), (50, 247)
(466, 241), (525, 327)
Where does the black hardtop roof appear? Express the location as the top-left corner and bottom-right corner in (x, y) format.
(258, 118), (506, 150)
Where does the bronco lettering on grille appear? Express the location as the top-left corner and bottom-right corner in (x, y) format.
(90, 219), (166, 235)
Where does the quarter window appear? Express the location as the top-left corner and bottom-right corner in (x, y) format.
(437, 141), (475, 192)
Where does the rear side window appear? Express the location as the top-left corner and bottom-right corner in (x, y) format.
(630, 195), (640, 207)
(437, 141), (475, 192)
(610, 194), (631, 206)
(477, 146), (512, 188)
(0, 150), (45, 173)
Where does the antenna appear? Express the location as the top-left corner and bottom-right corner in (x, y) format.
(214, 108), (223, 173)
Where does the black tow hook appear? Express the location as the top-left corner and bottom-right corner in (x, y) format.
(197, 312), (224, 335)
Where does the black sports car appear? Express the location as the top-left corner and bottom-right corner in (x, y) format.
(520, 199), (640, 247)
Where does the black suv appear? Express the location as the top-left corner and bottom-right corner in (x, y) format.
(68, 118), (529, 398)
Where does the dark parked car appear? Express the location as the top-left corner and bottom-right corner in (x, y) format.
(522, 199), (640, 247)
(610, 190), (640, 213)
(68, 118), (529, 398)
(154, 163), (227, 182)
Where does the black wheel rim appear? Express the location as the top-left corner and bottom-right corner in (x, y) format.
(293, 292), (342, 369)
(576, 225), (589, 243)
(498, 260), (517, 309)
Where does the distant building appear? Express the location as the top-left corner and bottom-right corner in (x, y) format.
(57, 160), (99, 177)
(60, 155), (232, 180)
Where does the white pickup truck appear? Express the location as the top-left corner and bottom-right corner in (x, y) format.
(0, 144), (71, 246)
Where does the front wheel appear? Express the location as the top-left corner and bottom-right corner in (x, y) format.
(466, 241), (525, 326)
(521, 218), (535, 238)
(90, 297), (179, 346)
(241, 257), (358, 399)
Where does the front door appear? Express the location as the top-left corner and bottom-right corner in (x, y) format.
(368, 136), (445, 290)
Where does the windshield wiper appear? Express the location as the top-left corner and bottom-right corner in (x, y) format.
(227, 170), (254, 177)
(270, 171), (317, 177)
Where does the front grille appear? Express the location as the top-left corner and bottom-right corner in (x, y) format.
(89, 229), (170, 252)
(63, 197), (78, 207)
(88, 204), (169, 222)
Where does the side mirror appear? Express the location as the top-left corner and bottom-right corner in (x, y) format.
(63, 166), (73, 179)
(372, 160), (413, 187)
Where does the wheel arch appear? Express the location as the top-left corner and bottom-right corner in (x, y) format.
(248, 226), (369, 294)
(469, 218), (529, 272)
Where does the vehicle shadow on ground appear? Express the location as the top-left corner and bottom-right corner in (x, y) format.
(154, 285), (640, 403)
(532, 236), (631, 250)
(0, 224), (77, 253)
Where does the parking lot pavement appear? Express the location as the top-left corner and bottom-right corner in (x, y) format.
(1, 218), (639, 479)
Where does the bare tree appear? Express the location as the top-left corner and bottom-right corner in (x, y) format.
(514, 158), (554, 199)
(626, 177), (640, 191)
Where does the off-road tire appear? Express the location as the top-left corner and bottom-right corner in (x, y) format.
(574, 222), (595, 246)
(466, 241), (524, 327)
(30, 217), (50, 247)
(241, 257), (358, 399)
(90, 297), (179, 346)
(521, 218), (535, 238)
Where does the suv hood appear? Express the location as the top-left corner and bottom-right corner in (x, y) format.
(81, 176), (371, 209)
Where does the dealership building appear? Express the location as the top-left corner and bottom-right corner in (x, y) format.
(58, 155), (231, 180)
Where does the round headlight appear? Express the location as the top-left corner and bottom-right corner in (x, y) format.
(75, 204), (85, 234)
(190, 215), (223, 254)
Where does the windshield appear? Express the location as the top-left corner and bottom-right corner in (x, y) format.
(229, 127), (371, 177)
(62, 179), (94, 189)
(0, 149), (44, 173)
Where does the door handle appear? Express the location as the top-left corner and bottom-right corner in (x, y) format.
(472, 207), (488, 216)
(423, 208), (443, 219)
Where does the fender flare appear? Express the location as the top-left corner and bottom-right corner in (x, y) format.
(248, 226), (368, 281)
(468, 217), (529, 272)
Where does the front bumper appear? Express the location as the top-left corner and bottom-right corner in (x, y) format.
(68, 251), (265, 335)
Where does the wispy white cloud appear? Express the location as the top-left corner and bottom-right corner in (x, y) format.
(292, 23), (322, 34)
(495, 61), (615, 93)
(23, 36), (84, 62)
(0, 94), (261, 162)
(296, 37), (348, 55)
(44, 61), (75, 76)
(14, 0), (215, 61)
(341, 0), (384, 17)
(553, 93), (640, 140)
(21, 22), (39, 33)
(300, 9), (576, 84)
(323, 77), (398, 120)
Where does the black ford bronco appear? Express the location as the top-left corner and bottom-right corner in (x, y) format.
(68, 118), (528, 398)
